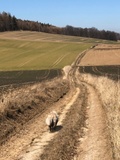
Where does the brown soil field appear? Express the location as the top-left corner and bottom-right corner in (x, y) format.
(79, 44), (120, 66)
(0, 44), (119, 160)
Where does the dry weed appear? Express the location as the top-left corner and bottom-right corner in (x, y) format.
(0, 78), (69, 144)
(79, 73), (120, 160)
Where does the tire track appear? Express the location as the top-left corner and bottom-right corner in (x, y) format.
(0, 79), (69, 160)
(18, 88), (80, 160)
(74, 81), (113, 160)
(51, 53), (70, 68)
(39, 83), (87, 160)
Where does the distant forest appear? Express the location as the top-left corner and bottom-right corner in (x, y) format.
(0, 12), (120, 41)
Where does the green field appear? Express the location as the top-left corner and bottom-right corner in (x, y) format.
(0, 39), (91, 70)
(0, 31), (115, 71)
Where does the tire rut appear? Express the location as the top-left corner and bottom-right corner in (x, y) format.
(74, 82), (113, 160)
(18, 88), (80, 160)
(39, 84), (87, 160)
(0, 83), (79, 160)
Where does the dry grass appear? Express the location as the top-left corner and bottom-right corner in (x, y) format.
(0, 78), (69, 144)
(79, 73), (120, 160)
(0, 78), (69, 114)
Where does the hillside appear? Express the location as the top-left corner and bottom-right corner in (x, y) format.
(0, 12), (120, 41)
(0, 31), (94, 71)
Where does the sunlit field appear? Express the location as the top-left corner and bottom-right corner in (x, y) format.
(0, 31), (94, 71)
(0, 31), (117, 43)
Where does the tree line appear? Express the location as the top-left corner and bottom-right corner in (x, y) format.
(0, 12), (120, 41)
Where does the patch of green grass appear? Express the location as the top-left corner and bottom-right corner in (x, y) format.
(0, 38), (92, 70)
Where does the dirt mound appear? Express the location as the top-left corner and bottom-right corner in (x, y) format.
(0, 78), (69, 145)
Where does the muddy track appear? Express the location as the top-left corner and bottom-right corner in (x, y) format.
(0, 51), (113, 160)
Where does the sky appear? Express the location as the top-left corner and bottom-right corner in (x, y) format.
(0, 0), (120, 33)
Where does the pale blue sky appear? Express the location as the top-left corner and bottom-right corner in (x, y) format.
(0, 0), (120, 33)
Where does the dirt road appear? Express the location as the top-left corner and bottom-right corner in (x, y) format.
(0, 53), (113, 160)
(74, 81), (113, 160)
